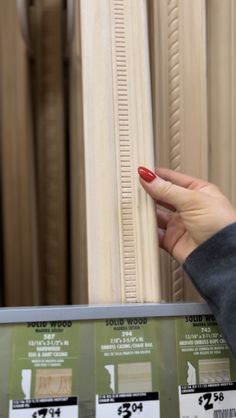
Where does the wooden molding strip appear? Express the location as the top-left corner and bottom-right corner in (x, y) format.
(80, 0), (161, 303)
(168, 0), (183, 302)
(0, 0), (39, 306)
(207, 0), (236, 206)
(32, 0), (67, 304)
(111, 0), (138, 300)
(69, 0), (88, 304)
(148, 0), (208, 301)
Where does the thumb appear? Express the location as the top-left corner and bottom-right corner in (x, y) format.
(138, 166), (192, 210)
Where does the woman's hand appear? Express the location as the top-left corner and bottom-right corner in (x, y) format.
(138, 167), (236, 264)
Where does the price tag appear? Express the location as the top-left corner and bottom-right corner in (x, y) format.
(9, 397), (78, 418)
(96, 392), (159, 418)
(179, 382), (236, 417)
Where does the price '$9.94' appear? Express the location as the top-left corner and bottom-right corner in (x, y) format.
(32, 407), (61, 418)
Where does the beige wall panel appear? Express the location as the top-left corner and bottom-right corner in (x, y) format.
(80, 0), (161, 303)
(32, 0), (67, 304)
(0, 0), (39, 305)
(148, 0), (208, 301)
(207, 0), (236, 206)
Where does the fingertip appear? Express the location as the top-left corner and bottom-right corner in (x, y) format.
(137, 166), (157, 183)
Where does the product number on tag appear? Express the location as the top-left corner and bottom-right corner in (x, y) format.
(32, 408), (61, 418)
(117, 402), (143, 417)
(198, 392), (224, 411)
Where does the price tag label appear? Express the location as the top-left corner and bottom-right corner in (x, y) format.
(9, 397), (78, 418)
(179, 382), (236, 417)
(96, 392), (159, 418)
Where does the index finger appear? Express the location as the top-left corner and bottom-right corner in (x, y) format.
(156, 167), (208, 190)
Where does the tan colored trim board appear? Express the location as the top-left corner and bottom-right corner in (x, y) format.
(148, 0), (208, 301)
(69, 0), (88, 303)
(80, 0), (161, 303)
(207, 0), (236, 206)
(32, 0), (67, 304)
(0, 0), (39, 305)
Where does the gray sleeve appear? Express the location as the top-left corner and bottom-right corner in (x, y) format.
(183, 222), (236, 357)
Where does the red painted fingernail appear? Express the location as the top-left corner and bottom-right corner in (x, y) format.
(138, 166), (156, 183)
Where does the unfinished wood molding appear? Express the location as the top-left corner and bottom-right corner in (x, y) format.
(69, 0), (88, 303)
(0, 0), (39, 305)
(32, 0), (67, 304)
(16, 0), (31, 53)
(148, 0), (208, 301)
(80, 0), (161, 303)
(207, 0), (236, 206)
(168, 0), (183, 302)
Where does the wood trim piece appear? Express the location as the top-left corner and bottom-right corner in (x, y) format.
(0, 0), (39, 305)
(148, 0), (208, 301)
(32, 0), (67, 304)
(80, 0), (161, 303)
(69, 0), (88, 303)
(207, 0), (236, 206)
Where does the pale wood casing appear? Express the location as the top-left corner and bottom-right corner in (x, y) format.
(207, 0), (236, 206)
(79, 0), (161, 303)
(148, 0), (208, 301)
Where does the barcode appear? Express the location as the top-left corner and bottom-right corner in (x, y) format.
(214, 409), (236, 418)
